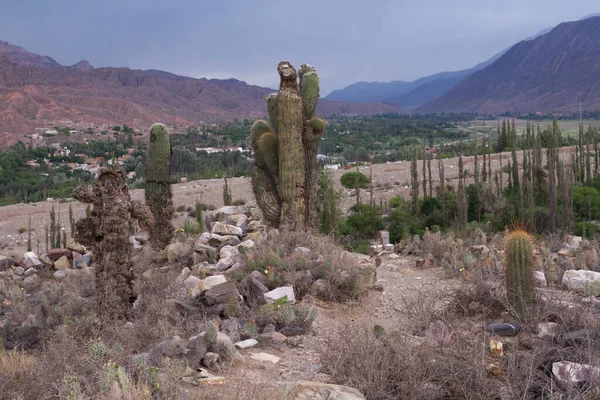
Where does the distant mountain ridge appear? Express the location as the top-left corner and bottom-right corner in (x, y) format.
(418, 16), (600, 113)
(0, 41), (405, 147)
(325, 16), (598, 110)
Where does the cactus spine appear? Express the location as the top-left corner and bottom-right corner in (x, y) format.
(250, 62), (326, 230)
(146, 123), (174, 250)
(504, 230), (534, 320)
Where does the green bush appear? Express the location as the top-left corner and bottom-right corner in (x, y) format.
(340, 204), (383, 237)
(387, 209), (425, 243)
(388, 196), (405, 209)
(340, 171), (370, 189)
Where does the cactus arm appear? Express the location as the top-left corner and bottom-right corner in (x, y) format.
(130, 200), (154, 231)
(299, 64), (320, 119)
(73, 184), (99, 204)
(251, 165), (282, 227)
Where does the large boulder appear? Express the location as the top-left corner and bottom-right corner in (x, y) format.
(552, 361), (600, 385)
(562, 270), (600, 291)
(264, 286), (296, 304)
(285, 381), (366, 400)
(191, 275), (228, 298)
(0, 256), (14, 271)
(212, 222), (243, 237)
(47, 248), (72, 261)
(203, 281), (240, 306)
(53, 256), (71, 270)
(166, 242), (193, 263)
(23, 252), (43, 268)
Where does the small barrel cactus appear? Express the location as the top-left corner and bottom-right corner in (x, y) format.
(86, 339), (107, 360)
(504, 229), (534, 319)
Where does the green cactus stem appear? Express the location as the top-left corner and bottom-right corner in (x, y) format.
(258, 131), (279, 177)
(146, 123), (175, 250)
(504, 229), (534, 320)
(299, 64), (320, 118)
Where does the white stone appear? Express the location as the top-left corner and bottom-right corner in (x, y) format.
(217, 206), (236, 217)
(570, 236), (583, 249)
(212, 222), (243, 237)
(13, 266), (25, 276)
(383, 244), (395, 252)
(238, 240), (256, 250)
(294, 247), (312, 256)
(533, 271), (547, 288)
(234, 339), (259, 349)
(176, 267), (191, 284)
(53, 270), (67, 280)
(219, 245), (238, 260)
(23, 252), (43, 268)
(537, 322), (559, 339)
(562, 270), (600, 291)
(191, 275), (227, 297)
(183, 275), (201, 290)
(250, 352), (281, 364)
(552, 361), (600, 385)
(264, 286), (296, 304)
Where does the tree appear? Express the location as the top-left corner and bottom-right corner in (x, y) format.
(340, 171), (369, 189)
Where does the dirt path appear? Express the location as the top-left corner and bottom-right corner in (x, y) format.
(208, 252), (462, 398)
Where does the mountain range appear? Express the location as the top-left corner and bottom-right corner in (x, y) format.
(0, 41), (405, 147)
(327, 15), (600, 114)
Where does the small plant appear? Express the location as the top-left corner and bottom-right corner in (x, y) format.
(232, 199), (245, 206)
(373, 324), (386, 339)
(223, 176), (232, 206)
(205, 321), (218, 345)
(18, 227), (27, 234)
(175, 205), (186, 212)
(86, 339), (107, 360)
(60, 375), (82, 400)
(504, 229), (534, 320)
(99, 361), (118, 393)
(224, 296), (241, 318)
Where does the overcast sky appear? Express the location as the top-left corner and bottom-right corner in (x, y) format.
(0, 1), (597, 94)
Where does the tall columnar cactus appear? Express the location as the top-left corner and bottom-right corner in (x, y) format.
(146, 123), (174, 249)
(250, 62), (326, 230)
(73, 165), (154, 319)
(504, 229), (534, 320)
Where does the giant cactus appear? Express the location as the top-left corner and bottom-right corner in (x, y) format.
(146, 123), (175, 249)
(73, 165), (153, 319)
(504, 229), (534, 320)
(250, 62), (326, 230)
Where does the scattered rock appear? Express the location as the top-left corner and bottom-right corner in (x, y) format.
(490, 339), (503, 357)
(294, 247), (312, 256)
(186, 334), (208, 367)
(152, 335), (187, 358)
(192, 275), (228, 297)
(238, 240), (256, 251)
(415, 258), (434, 269)
(537, 322), (559, 339)
(166, 242), (193, 263)
(216, 206), (236, 218)
(53, 270), (67, 280)
(250, 352), (281, 364)
(67, 241), (86, 254)
(285, 381), (366, 400)
(23, 252), (43, 268)
(212, 222), (243, 237)
(236, 217), (249, 235)
(54, 256), (71, 270)
(0, 256), (14, 271)
(183, 275), (201, 291)
(368, 245), (383, 256)
(552, 361), (600, 385)
(383, 244), (395, 251)
(485, 323), (521, 337)
(202, 352), (220, 369)
(279, 326), (306, 337)
(47, 248), (72, 261)
(569, 236), (583, 249)
(203, 281), (240, 306)
(310, 279), (328, 296)
(193, 244), (217, 263)
(247, 221), (266, 233)
(24, 267), (37, 277)
(13, 266), (25, 276)
(562, 270), (600, 291)
(22, 274), (41, 291)
(264, 286), (296, 304)
(211, 332), (244, 363)
(557, 329), (590, 346)
(533, 271), (547, 288)
(235, 339), (259, 349)
(221, 318), (241, 343)
(75, 254), (92, 269)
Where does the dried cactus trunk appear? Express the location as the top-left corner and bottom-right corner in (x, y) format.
(146, 123), (174, 249)
(249, 62), (326, 231)
(504, 230), (534, 320)
(73, 165), (153, 320)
